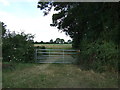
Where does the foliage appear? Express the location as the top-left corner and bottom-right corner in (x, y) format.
(2, 22), (35, 63)
(55, 38), (65, 44)
(35, 45), (46, 49)
(37, 2), (119, 46)
(37, 2), (119, 72)
(78, 40), (118, 72)
(49, 39), (54, 44)
(67, 40), (72, 44)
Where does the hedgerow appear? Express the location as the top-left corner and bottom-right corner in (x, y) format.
(2, 22), (35, 63)
(77, 40), (118, 72)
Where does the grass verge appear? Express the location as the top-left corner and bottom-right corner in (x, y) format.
(2, 62), (118, 88)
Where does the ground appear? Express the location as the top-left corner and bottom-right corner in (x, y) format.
(2, 63), (118, 88)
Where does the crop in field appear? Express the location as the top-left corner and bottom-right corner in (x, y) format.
(34, 44), (72, 49)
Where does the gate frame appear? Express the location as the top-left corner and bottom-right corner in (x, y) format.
(35, 49), (80, 63)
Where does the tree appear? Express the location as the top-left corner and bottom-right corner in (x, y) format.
(37, 2), (119, 48)
(55, 38), (61, 44)
(60, 39), (65, 44)
(1, 22), (6, 37)
(34, 41), (39, 44)
(40, 41), (44, 44)
(50, 39), (53, 44)
(67, 40), (72, 44)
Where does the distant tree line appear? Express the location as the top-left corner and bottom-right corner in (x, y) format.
(34, 38), (72, 44)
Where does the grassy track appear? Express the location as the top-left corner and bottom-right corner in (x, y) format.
(2, 63), (118, 88)
(34, 44), (72, 49)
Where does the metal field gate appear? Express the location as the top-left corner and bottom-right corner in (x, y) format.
(35, 49), (80, 63)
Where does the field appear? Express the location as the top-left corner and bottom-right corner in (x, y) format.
(2, 63), (118, 88)
(34, 44), (72, 49)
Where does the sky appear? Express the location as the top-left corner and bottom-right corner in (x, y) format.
(0, 0), (72, 42)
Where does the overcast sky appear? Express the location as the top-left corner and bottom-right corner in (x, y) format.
(0, 0), (72, 42)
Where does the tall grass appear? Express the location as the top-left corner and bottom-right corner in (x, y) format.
(2, 63), (118, 88)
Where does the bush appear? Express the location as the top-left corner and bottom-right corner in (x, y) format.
(78, 40), (118, 72)
(2, 31), (35, 63)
